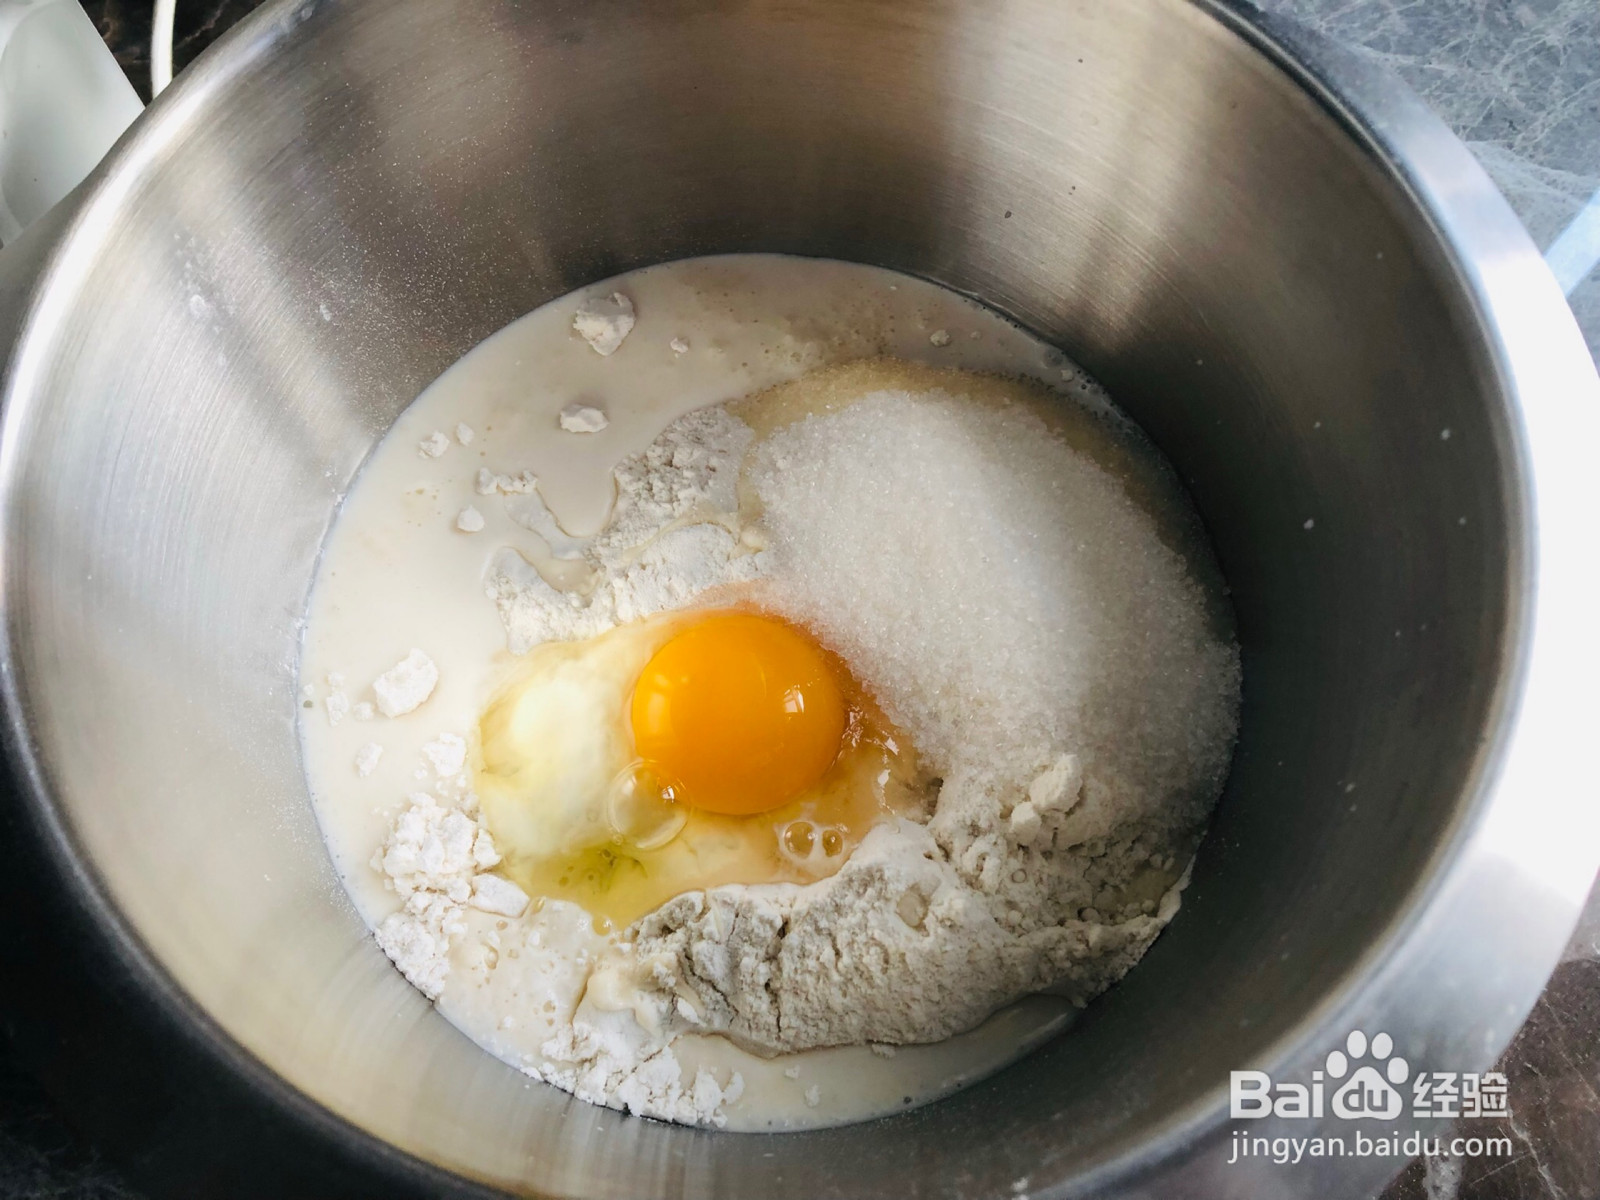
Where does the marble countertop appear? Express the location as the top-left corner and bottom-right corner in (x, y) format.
(3, 2), (1596, 1198)
(1241, 9), (1600, 1191)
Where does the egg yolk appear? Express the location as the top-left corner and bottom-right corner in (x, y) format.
(630, 612), (847, 816)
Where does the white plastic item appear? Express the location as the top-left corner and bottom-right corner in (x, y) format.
(0, 0), (141, 243)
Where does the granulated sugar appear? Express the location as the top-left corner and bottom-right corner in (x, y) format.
(748, 388), (1239, 837)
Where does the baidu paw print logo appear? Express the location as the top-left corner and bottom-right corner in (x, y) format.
(1327, 1030), (1409, 1120)
(1229, 1028), (1418, 1121)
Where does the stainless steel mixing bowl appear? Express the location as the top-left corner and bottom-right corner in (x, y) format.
(0, 0), (1596, 1197)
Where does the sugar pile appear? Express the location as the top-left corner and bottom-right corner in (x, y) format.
(750, 389), (1236, 825)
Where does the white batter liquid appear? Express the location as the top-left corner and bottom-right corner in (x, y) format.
(300, 255), (1183, 1130)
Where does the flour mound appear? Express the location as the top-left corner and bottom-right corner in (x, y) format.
(539, 1007), (744, 1128)
(628, 819), (1174, 1050)
(371, 791), (503, 999)
(486, 407), (757, 651)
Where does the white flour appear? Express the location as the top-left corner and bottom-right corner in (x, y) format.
(372, 650), (438, 717)
(371, 782), (753, 1124)
(371, 790), (508, 998)
(485, 407), (760, 652)
(572, 292), (635, 356)
(559, 403), (610, 434)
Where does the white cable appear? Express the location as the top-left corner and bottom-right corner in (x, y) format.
(150, 0), (176, 95)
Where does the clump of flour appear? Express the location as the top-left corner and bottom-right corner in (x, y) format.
(484, 407), (759, 651)
(371, 790), (511, 998)
(370, 767), (747, 1125)
(572, 293), (635, 356)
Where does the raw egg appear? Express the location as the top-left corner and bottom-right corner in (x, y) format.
(630, 612), (848, 816)
(473, 608), (923, 927)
